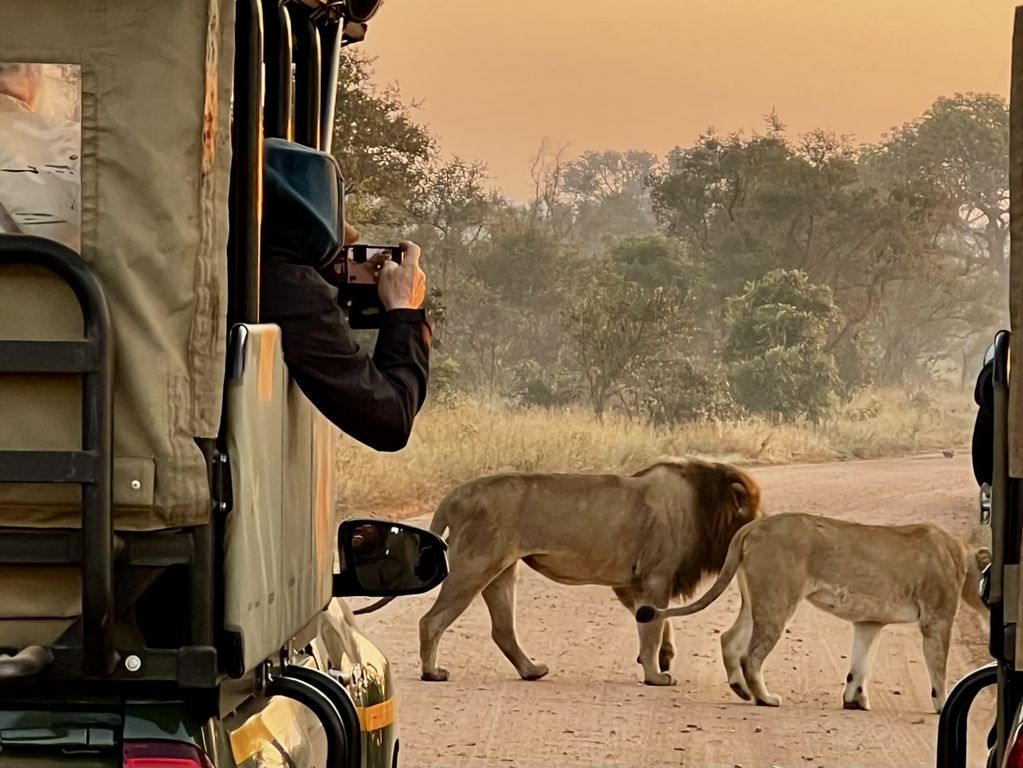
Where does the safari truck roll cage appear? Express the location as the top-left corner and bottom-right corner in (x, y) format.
(0, 235), (221, 694)
(0, 235), (117, 681)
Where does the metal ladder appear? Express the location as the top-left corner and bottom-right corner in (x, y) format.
(0, 233), (115, 679)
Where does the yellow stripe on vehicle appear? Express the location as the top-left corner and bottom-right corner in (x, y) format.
(229, 713), (278, 764)
(357, 698), (396, 731)
(257, 329), (278, 403)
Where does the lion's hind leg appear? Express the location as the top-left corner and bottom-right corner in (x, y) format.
(843, 622), (884, 711)
(419, 556), (512, 682)
(741, 578), (801, 707)
(721, 573), (753, 701)
(482, 563), (549, 681)
(919, 617), (953, 714)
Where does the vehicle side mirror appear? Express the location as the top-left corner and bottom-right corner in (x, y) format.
(333, 519), (448, 597)
(341, 0), (382, 23)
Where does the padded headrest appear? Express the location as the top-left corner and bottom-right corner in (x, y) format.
(262, 138), (345, 270)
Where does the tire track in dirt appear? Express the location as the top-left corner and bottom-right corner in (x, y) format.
(352, 454), (992, 767)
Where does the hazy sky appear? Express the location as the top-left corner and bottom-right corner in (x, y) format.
(361, 0), (1015, 200)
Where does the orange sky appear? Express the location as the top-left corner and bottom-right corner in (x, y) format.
(361, 0), (1016, 200)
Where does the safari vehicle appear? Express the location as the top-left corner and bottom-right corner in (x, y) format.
(0, 1), (446, 767)
(938, 6), (1023, 768)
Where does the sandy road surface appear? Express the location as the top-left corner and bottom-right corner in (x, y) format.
(352, 454), (995, 767)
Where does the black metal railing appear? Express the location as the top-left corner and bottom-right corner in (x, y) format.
(0, 234), (115, 678)
(936, 663), (998, 767)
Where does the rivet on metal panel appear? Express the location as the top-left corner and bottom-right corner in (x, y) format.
(130, 480), (142, 491)
(125, 655), (142, 673)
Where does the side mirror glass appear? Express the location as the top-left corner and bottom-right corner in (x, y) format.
(333, 519), (448, 597)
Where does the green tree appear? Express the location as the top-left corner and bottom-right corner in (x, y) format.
(563, 264), (690, 420)
(331, 52), (434, 225)
(402, 157), (495, 293)
(866, 94), (1009, 275)
(609, 235), (691, 291)
(650, 112), (1003, 391)
(563, 150), (659, 243)
(724, 270), (840, 421)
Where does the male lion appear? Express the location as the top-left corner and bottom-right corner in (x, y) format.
(359, 459), (761, 685)
(636, 513), (991, 713)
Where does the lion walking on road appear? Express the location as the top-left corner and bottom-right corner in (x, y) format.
(410, 459), (761, 685)
(637, 513), (991, 712)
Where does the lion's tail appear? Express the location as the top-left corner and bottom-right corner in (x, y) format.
(429, 495), (452, 540)
(352, 597), (395, 615)
(635, 520), (757, 624)
(353, 495), (455, 617)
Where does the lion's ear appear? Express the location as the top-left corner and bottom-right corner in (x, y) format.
(731, 482), (748, 513)
(976, 547), (993, 570)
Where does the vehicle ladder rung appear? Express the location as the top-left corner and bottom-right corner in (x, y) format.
(0, 340), (100, 373)
(0, 450), (99, 483)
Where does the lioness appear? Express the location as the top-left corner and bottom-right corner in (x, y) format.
(636, 513), (991, 712)
(359, 459), (761, 685)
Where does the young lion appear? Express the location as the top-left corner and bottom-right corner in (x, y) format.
(636, 513), (990, 713)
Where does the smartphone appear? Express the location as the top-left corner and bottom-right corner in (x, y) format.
(331, 244), (403, 285)
(328, 244), (403, 329)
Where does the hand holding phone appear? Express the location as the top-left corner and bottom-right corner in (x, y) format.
(378, 241), (426, 311)
(327, 241), (425, 328)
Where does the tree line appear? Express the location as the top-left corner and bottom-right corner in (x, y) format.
(332, 53), (1007, 424)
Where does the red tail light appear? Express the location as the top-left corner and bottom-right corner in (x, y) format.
(123, 740), (214, 768)
(1006, 729), (1023, 768)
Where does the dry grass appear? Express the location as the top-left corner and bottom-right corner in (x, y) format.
(335, 388), (974, 519)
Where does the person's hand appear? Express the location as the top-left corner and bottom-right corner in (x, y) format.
(343, 223), (361, 246)
(378, 241), (426, 311)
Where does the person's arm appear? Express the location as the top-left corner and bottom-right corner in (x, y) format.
(262, 257), (430, 452)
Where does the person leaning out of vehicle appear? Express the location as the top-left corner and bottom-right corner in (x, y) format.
(259, 140), (430, 452)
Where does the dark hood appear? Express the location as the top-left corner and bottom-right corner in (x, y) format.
(262, 137), (345, 270)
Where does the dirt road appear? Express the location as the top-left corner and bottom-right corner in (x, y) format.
(352, 454), (994, 767)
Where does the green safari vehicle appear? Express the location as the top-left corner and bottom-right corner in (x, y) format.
(0, 1), (445, 766)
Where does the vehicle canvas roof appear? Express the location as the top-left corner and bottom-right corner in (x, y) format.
(0, 0), (236, 530)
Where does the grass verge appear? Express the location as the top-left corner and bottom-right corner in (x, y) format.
(335, 387), (974, 519)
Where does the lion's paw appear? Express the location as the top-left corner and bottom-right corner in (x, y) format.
(643, 672), (676, 687)
(521, 663), (550, 681)
(843, 685), (871, 711)
(755, 694), (781, 707)
(421, 667), (450, 682)
(729, 681), (752, 701)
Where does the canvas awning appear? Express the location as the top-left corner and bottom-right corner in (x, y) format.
(0, 0), (235, 529)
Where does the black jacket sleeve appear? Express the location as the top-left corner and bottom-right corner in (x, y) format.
(260, 257), (430, 451)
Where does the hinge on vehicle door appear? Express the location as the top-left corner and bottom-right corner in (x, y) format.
(212, 451), (233, 516)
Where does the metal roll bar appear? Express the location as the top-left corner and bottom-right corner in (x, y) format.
(0, 234), (115, 678)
